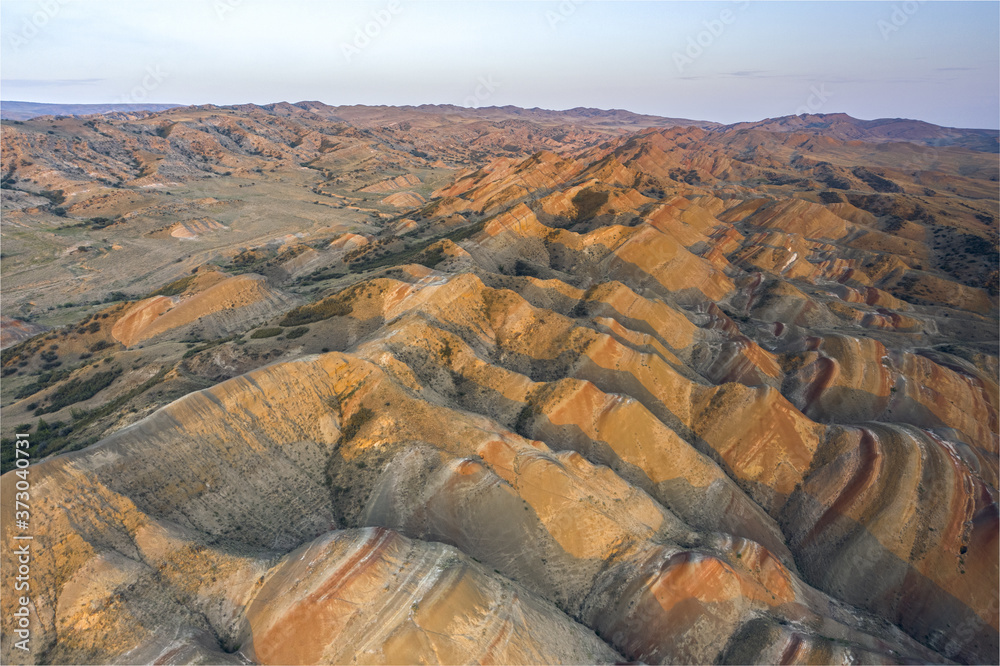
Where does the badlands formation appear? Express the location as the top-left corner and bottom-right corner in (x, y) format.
(0, 103), (998, 664)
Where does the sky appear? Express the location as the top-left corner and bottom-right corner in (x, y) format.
(1, 0), (998, 129)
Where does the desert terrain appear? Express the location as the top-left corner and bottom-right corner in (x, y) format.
(0, 102), (997, 664)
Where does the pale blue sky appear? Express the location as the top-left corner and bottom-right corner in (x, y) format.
(2, 1), (998, 128)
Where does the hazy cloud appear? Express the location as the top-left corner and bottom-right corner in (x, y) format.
(3, 78), (104, 87)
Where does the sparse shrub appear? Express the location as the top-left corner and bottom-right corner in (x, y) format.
(148, 275), (196, 298)
(963, 234), (995, 256)
(340, 406), (375, 441)
(183, 334), (239, 358)
(514, 260), (541, 277)
(14, 370), (70, 400)
(89, 340), (114, 353)
(514, 403), (538, 436)
(823, 174), (852, 190)
(250, 327), (282, 339)
(884, 216), (905, 232)
(418, 245), (446, 269)
(852, 167), (903, 193)
(35, 368), (122, 414)
(280, 289), (354, 326)
(285, 326), (309, 339)
(572, 188), (609, 222)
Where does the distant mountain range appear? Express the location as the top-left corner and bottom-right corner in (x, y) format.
(2, 100), (997, 151)
(729, 112), (999, 152)
(0, 100), (183, 120)
(399, 103), (719, 130)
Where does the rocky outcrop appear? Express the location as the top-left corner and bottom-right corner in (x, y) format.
(380, 191), (425, 207)
(359, 173), (421, 192)
(0, 316), (46, 349)
(240, 528), (621, 665)
(111, 274), (296, 346)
